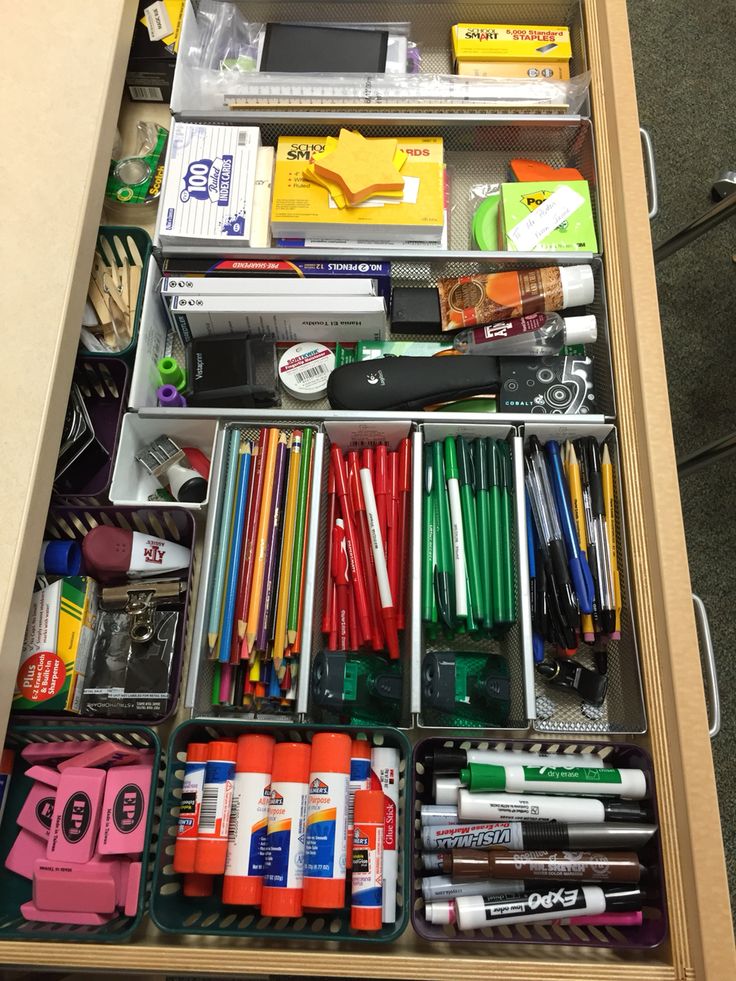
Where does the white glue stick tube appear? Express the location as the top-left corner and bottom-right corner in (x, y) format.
(370, 747), (399, 923)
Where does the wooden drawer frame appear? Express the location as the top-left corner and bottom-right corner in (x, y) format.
(0, 0), (733, 977)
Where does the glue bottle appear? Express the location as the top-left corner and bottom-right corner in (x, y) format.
(347, 739), (372, 869)
(261, 742), (311, 918)
(453, 311), (597, 357)
(350, 789), (385, 932)
(302, 732), (351, 909)
(193, 740), (237, 875)
(222, 733), (275, 906)
(173, 742), (209, 874)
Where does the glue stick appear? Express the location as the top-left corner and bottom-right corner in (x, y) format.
(182, 872), (214, 897)
(371, 746), (400, 923)
(173, 742), (209, 874)
(261, 742), (311, 918)
(193, 740), (237, 875)
(347, 740), (372, 869)
(302, 732), (351, 909)
(222, 733), (275, 905)
(350, 789), (384, 932)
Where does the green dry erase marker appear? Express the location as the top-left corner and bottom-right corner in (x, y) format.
(488, 438), (504, 626)
(473, 438), (494, 630)
(432, 440), (454, 630)
(422, 452), (435, 623)
(459, 761), (647, 799)
(498, 439), (516, 625)
(456, 437), (485, 627)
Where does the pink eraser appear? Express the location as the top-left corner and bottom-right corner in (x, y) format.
(124, 861), (142, 917)
(114, 857), (130, 907)
(21, 900), (111, 926)
(33, 858), (116, 914)
(48, 767), (105, 863)
(17, 782), (57, 839)
(5, 829), (48, 879)
(58, 743), (142, 772)
(97, 765), (151, 855)
(21, 742), (93, 764)
(24, 765), (61, 788)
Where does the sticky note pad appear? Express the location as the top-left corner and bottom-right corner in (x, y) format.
(17, 782), (57, 839)
(47, 767), (105, 863)
(97, 765), (152, 855)
(500, 180), (598, 252)
(314, 130), (404, 206)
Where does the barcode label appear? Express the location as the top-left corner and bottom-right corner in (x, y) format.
(294, 364), (329, 383)
(129, 85), (163, 101)
(228, 795), (239, 842)
(198, 786), (220, 833)
(348, 792), (356, 829)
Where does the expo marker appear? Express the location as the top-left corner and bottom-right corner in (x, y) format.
(194, 741), (237, 875)
(303, 733), (351, 909)
(427, 746), (606, 773)
(261, 742), (311, 918)
(460, 763), (647, 799)
(457, 789), (649, 824)
(173, 743), (209, 873)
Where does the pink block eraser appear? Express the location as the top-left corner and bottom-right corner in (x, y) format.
(58, 743), (142, 772)
(47, 767), (105, 863)
(21, 901), (112, 926)
(5, 829), (48, 879)
(21, 742), (94, 764)
(124, 861), (142, 917)
(97, 765), (151, 855)
(24, 765), (61, 788)
(17, 782), (57, 839)
(114, 858), (130, 907)
(33, 858), (116, 914)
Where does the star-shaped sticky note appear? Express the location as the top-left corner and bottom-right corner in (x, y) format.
(314, 129), (404, 206)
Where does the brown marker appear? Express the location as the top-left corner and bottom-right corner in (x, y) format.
(438, 849), (641, 883)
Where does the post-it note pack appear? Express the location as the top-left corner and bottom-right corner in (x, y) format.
(500, 180), (598, 252)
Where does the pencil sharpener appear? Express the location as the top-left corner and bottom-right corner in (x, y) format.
(311, 650), (402, 721)
(536, 656), (608, 706)
(422, 650), (510, 724)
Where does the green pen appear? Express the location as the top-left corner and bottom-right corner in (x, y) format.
(422, 451), (435, 623)
(498, 439), (516, 625)
(473, 437), (494, 630)
(487, 438), (504, 626)
(431, 440), (455, 629)
(456, 436), (485, 627)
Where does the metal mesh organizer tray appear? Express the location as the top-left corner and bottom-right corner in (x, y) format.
(412, 735), (667, 949)
(150, 718), (411, 942)
(0, 723), (162, 942)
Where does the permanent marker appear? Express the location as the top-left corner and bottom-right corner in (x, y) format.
(436, 848), (642, 883)
(460, 762), (647, 799)
(421, 875), (525, 902)
(427, 746), (606, 772)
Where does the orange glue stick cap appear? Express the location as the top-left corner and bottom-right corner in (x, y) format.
(182, 872), (214, 897)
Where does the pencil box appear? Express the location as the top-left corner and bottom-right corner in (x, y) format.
(412, 735), (667, 949)
(0, 723), (161, 942)
(150, 719), (411, 944)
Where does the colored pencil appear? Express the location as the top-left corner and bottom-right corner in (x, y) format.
(272, 431), (302, 670)
(292, 442), (314, 655)
(255, 433), (289, 652)
(218, 442), (252, 662)
(287, 426), (314, 643)
(245, 428), (279, 653)
(236, 431), (266, 641)
(321, 458), (336, 635)
(207, 428), (241, 653)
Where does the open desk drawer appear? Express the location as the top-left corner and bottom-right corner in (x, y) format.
(0, 0), (733, 978)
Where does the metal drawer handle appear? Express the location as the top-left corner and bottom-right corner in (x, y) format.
(640, 126), (659, 220)
(693, 593), (720, 738)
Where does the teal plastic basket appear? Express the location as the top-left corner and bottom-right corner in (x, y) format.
(0, 723), (162, 941)
(86, 226), (152, 362)
(151, 719), (411, 943)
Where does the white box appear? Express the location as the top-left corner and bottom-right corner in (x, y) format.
(158, 122), (260, 246)
(160, 276), (378, 296)
(168, 294), (387, 343)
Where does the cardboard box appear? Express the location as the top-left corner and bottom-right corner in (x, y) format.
(452, 24), (572, 63)
(126, 0), (185, 102)
(500, 180), (598, 252)
(456, 60), (570, 80)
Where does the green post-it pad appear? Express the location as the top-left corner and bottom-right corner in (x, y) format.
(500, 179), (598, 252)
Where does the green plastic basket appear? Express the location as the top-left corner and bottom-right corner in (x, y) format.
(86, 226), (152, 363)
(151, 719), (411, 943)
(0, 723), (162, 941)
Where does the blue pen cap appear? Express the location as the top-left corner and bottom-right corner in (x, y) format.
(39, 540), (82, 577)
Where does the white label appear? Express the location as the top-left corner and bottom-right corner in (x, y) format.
(224, 771), (271, 877)
(263, 780), (309, 889)
(507, 185), (586, 252)
(144, 1), (172, 41)
(129, 85), (164, 101)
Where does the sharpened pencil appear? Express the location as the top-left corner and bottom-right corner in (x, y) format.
(207, 428), (241, 653)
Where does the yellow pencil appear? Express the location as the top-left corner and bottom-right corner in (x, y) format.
(567, 442), (596, 642)
(271, 431), (302, 671)
(601, 443), (622, 636)
(245, 428), (279, 653)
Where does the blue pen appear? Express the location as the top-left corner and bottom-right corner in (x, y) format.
(218, 442), (253, 662)
(545, 441), (594, 615)
(526, 493), (545, 663)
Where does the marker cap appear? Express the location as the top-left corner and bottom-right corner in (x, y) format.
(434, 776), (461, 805)
(460, 763), (505, 791)
(563, 315), (597, 346)
(38, 540), (82, 577)
(235, 733), (274, 774)
(182, 872), (214, 897)
(350, 790), (384, 932)
(601, 885), (643, 912)
(559, 265), (595, 307)
(351, 739), (372, 762)
(425, 900), (456, 925)
(603, 801), (651, 822)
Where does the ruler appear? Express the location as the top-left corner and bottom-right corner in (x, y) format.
(224, 72), (571, 111)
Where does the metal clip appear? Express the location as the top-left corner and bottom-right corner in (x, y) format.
(101, 579), (186, 643)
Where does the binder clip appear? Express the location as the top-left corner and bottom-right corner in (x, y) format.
(101, 579), (186, 643)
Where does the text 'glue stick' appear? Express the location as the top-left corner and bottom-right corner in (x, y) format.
(194, 740), (237, 875)
(223, 733), (275, 906)
(350, 789), (384, 931)
(261, 742), (311, 918)
(173, 742), (209, 874)
(371, 746), (400, 924)
(302, 732), (351, 909)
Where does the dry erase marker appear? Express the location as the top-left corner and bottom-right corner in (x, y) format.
(173, 743), (209, 873)
(458, 789), (649, 824)
(427, 746), (606, 773)
(261, 742), (311, 918)
(303, 733), (351, 909)
(438, 848), (642, 883)
(460, 763), (647, 800)
(420, 804), (460, 826)
(422, 875), (525, 903)
(422, 821), (657, 852)
(450, 884), (642, 930)
(194, 741), (237, 875)
(370, 747), (399, 923)
(350, 789), (384, 931)
(434, 776), (462, 805)
(222, 734), (274, 905)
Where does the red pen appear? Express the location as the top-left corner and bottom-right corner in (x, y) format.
(348, 452), (383, 651)
(330, 445), (373, 645)
(322, 460), (337, 636)
(358, 463), (400, 660)
(397, 437), (412, 630)
(348, 585), (359, 652)
(387, 451), (400, 614)
(374, 444), (389, 560)
(328, 583), (338, 651)
(332, 519), (350, 651)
